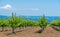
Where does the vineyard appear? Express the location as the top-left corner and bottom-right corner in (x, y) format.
(0, 13), (60, 37)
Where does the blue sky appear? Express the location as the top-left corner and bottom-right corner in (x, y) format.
(0, 0), (60, 16)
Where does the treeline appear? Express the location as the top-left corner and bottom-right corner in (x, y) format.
(0, 13), (60, 34)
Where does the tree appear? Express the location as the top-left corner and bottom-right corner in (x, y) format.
(8, 12), (19, 34)
(38, 15), (48, 33)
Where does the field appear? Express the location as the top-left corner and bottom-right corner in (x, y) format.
(0, 0), (60, 37)
(0, 14), (60, 37)
(0, 27), (60, 37)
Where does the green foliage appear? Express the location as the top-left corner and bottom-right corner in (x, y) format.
(34, 22), (39, 26)
(17, 17), (26, 27)
(8, 16), (19, 29)
(50, 19), (60, 28)
(26, 20), (35, 27)
(38, 15), (48, 29)
(0, 19), (8, 27)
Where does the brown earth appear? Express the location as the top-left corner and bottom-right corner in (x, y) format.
(0, 27), (60, 37)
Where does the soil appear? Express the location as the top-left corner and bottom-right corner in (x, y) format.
(0, 27), (60, 37)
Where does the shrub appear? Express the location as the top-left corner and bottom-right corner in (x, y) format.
(38, 15), (48, 33)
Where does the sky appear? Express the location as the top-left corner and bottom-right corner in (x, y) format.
(0, 0), (60, 16)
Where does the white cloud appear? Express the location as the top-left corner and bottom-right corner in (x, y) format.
(0, 4), (40, 11)
(0, 4), (12, 9)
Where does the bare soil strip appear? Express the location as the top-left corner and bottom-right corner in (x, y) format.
(0, 27), (60, 37)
